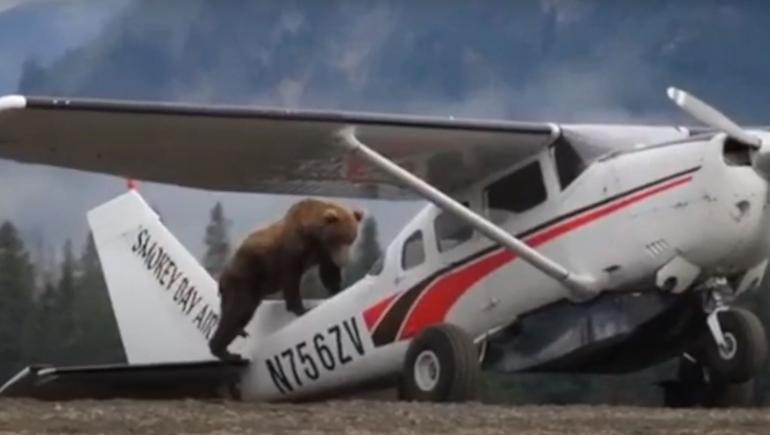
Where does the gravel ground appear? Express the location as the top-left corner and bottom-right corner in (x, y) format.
(1, 399), (770, 434)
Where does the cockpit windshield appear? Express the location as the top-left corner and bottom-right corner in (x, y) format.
(551, 132), (612, 189)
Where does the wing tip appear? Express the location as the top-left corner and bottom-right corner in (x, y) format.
(0, 94), (26, 111)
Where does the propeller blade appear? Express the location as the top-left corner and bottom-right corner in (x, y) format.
(667, 87), (761, 148)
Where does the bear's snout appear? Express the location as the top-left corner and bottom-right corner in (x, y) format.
(331, 244), (352, 267)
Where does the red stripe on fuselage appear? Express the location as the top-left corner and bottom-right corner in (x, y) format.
(396, 175), (693, 341)
(363, 292), (400, 331)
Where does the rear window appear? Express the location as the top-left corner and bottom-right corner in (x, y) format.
(401, 231), (425, 270)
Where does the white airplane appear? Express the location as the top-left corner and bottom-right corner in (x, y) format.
(0, 87), (768, 407)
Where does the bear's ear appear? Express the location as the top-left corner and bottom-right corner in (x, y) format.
(353, 209), (364, 222)
(323, 208), (340, 223)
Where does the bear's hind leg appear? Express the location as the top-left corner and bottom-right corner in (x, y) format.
(232, 292), (261, 343)
(209, 285), (256, 361)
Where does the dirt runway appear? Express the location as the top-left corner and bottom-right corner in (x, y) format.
(1, 399), (769, 434)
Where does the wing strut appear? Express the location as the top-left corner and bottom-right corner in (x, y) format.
(335, 127), (602, 302)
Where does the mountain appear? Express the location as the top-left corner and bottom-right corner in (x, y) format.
(0, 0), (128, 93)
(16, 0), (770, 124)
(5, 0), (770, 259)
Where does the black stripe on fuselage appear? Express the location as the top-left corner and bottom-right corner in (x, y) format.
(371, 277), (432, 346)
(519, 165), (701, 240)
(368, 165), (701, 346)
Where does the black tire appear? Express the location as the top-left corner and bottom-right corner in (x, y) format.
(397, 323), (480, 402)
(704, 308), (768, 383)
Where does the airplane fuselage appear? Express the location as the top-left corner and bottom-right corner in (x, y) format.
(3, 88), (770, 407)
(237, 127), (770, 401)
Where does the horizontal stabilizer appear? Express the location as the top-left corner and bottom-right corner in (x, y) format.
(0, 360), (248, 400)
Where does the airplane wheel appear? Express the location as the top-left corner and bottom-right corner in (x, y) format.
(663, 356), (757, 408)
(703, 308), (768, 383)
(397, 323), (480, 402)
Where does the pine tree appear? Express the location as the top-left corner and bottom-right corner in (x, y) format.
(70, 233), (125, 364)
(25, 239), (81, 366)
(343, 216), (383, 287)
(0, 221), (35, 380)
(25, 278), (58, 364)
(51, 239), (78, 364)
(203, 201), (231, 278)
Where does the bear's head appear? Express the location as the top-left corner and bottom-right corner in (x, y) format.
(293, 199), (364, 267)
(318, 203), (364, 267)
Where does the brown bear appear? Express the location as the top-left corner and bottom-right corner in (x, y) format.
(208, 197), (364, 360)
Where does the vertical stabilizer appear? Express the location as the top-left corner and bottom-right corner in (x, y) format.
(87, 190), (224, 363)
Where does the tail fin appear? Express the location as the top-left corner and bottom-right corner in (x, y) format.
(88, 190), (323, 365)
(87, 190), (223, 364)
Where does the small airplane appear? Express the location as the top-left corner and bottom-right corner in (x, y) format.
(0, 87), (768, 407)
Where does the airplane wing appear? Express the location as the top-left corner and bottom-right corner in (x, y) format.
(0, 95), (556, 199)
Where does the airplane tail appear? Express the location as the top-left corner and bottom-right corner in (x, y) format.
(87, 190), (224, 364)
(88, 189), (323, 365)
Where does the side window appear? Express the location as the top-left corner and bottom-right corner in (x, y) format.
(485, 160), (547, 215)
(434, 210), (473, 253)
(402, 231), (425, 270)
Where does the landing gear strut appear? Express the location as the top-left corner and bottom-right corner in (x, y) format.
(662, 280), (768, 407)
(703, 307), (767, 383)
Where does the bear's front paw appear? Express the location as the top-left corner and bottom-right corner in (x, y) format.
(287, 303), (307, 317)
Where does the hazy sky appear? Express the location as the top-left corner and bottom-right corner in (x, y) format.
(0, 0), (748, 269)
(0, 0), (427, 266)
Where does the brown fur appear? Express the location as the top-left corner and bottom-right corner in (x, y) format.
(209, 198), (364, 360)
